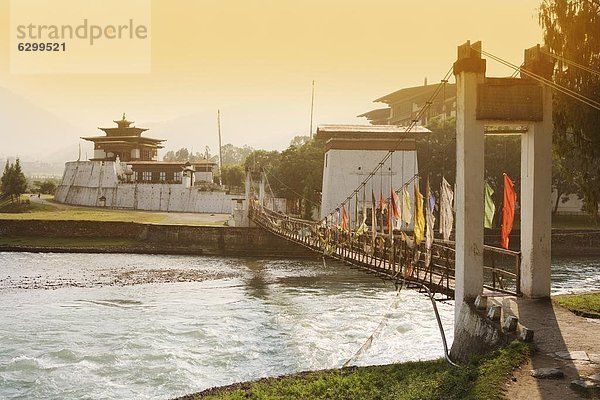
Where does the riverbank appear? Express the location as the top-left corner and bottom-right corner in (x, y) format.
(175, 341), (531, 400)
(0, 220), (315, 258)
(2, 219), (600, 257)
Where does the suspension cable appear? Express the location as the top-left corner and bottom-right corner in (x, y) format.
(540, 47), (600, 78)
(320, 66), (454, 222)
(473, 47), (600, 111)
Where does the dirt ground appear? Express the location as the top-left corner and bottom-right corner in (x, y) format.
(502, 297), (600, 399)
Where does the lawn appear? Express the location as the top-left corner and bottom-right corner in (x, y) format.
(180, 342), (532, 400)
(0, 196), (228, 225)
(554, 292), (600, 318)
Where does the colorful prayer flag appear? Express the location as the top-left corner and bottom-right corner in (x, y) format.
(341, 205), (349, 231)
(484, 182), (495, 229)
(439, 177), (454, 241)
(401, 185), (412, 226)
(501, 174), (517, 249)
(414, 181), (425, 245)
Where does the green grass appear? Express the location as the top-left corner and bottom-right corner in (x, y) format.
(188, 341), (532, 400)
(0, 199), (56, 213)
(554, 292), (600, 318)
(0, 207), (169, 223)
(0, 235), (142, 248)
(0, 198), (170, 224)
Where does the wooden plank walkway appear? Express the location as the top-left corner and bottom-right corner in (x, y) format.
(249, 204), (522, 299)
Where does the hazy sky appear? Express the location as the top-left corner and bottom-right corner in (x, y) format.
(0, 0), (544, 153)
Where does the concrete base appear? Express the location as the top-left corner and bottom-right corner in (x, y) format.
(450, 301), (506, 362)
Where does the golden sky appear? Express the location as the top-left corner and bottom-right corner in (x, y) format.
(0, 0), (543, 154)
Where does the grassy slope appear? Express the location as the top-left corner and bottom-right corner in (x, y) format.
(186, 342), (531, 400)
(554, 292), (600, 318)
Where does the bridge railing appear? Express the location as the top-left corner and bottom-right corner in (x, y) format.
(249, 202), (521, 297)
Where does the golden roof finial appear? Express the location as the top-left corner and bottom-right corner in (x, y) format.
(122, 113), (126, 121)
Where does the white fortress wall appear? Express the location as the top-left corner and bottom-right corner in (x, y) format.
(56, 161), (233, 213)
(321, 149), (418, 225)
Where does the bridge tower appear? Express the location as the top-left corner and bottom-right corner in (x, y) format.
(452, 41), (553, 357)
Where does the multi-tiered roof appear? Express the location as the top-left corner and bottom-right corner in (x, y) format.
(82, 114), (165, 162)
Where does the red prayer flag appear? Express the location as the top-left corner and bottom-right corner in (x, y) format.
(501, 174), (517, 249)
(390, 188), (400, 220)
(379, 192), (387, 214)
(341, 205), (349, 231)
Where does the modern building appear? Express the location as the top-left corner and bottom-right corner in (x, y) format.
(316, 124), (429, 224)
(55, 115), (232, 213)
(359, 83), (456, 126)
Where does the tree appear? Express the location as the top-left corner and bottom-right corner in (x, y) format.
(221, 164), (245, 188)
(243, 150), (281, 173)
(540, 0), (600, 216)
(0, 161), (10, 196)
(220, 144), (254, 166)
(420, 116), (457, 194)
(33, 179), (58, 195)
(0, 159), (27, 203)
(163, 147), (218, 163)
(273, 139), (324, 219)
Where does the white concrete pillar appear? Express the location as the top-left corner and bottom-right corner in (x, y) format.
(453, 41), (486, 323)
(244, 172), (251, 205)
(259, 174), (266, 207)
(520, 85), (553, 298)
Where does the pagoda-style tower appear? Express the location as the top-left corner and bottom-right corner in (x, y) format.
(82, 114), (165, 162)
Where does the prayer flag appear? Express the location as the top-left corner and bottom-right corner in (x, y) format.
(341, 205), (349, 231)
(484, 182), (496, 229)
(371, 190), (377, 243)
(425, 181), (436, 267)
(439, 177), (454, 241)
(401, 185), (412, 226)
(501, 174), (517, 249)
(414, 181), (425, 245)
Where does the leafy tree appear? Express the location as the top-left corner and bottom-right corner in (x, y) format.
(273, 139), (324, 219)
(221, 164), (245, 188)
(289, 135), (311, 147)
(540, 0), (600, 216)
(220, 144), (254, 166)
(420, 116), (457, 193)
(163, 147), (218, 163)
(244, 150), (281, 173)
(33, 179), (58, 195)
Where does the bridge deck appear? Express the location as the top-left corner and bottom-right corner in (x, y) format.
(250, 205), (521, 299)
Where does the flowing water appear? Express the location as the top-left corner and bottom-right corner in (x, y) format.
(0, 252), (597, 399)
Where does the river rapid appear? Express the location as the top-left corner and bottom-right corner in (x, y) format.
(0, 252), (597, 399)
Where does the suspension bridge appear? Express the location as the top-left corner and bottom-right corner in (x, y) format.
(248, 195), (521, 300)
(240, 39), (600, 359)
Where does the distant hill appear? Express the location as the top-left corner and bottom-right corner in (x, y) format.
(0, 87), (84, 162)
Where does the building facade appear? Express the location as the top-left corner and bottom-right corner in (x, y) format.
(359, 83), (456, 126)
(55, 115), (232, 213)
(316, 124), (429, 225)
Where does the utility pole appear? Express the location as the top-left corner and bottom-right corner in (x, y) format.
(217, 110), (223, 186)
(309, 80), (315, 139)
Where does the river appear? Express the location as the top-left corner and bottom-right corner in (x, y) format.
(0, 252), (598, 399)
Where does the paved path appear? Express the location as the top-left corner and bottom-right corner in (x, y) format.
(503, 298), (600, 399)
